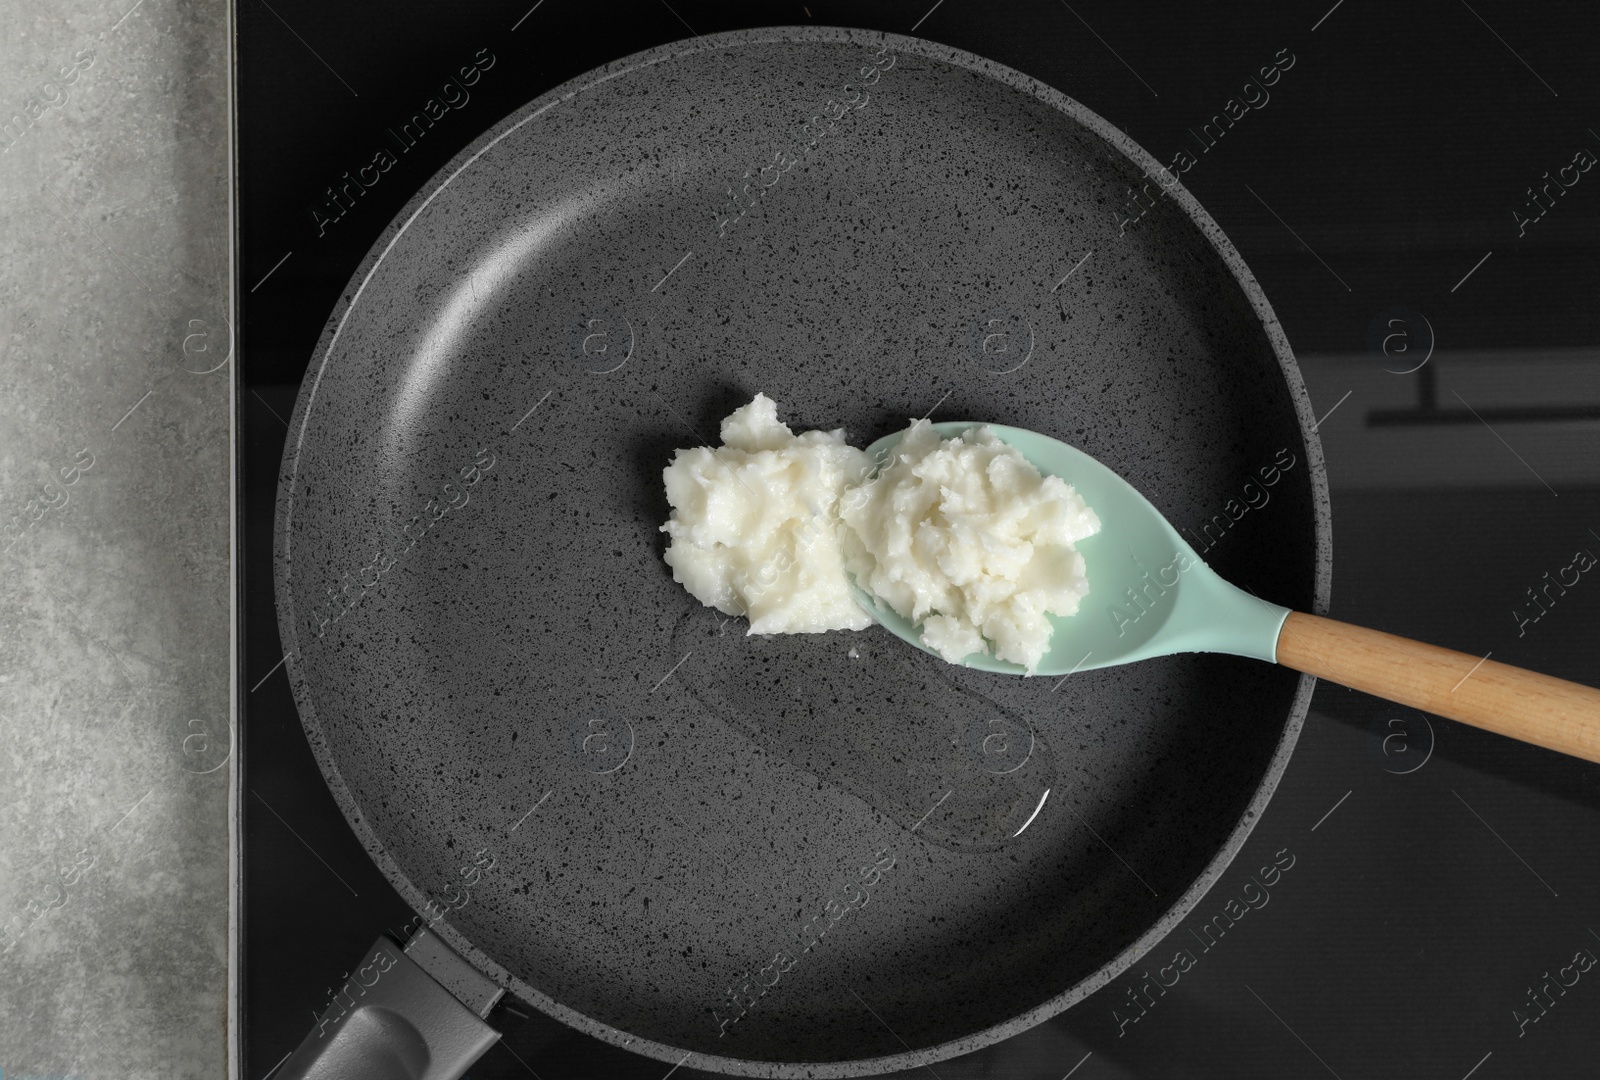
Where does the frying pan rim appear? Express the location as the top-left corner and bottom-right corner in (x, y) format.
(271, 23), (1333, 1078)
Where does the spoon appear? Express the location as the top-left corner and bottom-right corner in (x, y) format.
(849, 421), (1600, 765)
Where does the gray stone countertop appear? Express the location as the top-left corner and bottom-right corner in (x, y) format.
(0, 0), (232, 1077)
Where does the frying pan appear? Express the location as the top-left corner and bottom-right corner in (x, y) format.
(271, 25), (1331, 1079)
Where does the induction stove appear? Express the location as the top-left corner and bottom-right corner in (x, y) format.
(236, 2), (1600, 1076)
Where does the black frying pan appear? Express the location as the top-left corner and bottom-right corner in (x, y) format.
(272, 26), (1330, 1079)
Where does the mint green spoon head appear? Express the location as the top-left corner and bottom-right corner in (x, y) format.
(850, 422), (1292, 678)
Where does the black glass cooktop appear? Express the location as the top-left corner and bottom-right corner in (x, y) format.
(237, 2), (1600, 1077)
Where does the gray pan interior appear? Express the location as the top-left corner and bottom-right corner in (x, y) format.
(273, 26), (1331, 1078)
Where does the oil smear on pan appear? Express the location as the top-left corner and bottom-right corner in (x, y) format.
(669, 609), (1056, 852)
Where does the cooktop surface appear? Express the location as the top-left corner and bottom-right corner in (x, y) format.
(236, 2), (1600, 1077)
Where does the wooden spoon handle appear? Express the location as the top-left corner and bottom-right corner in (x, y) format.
(1274, 611), (1600, 764)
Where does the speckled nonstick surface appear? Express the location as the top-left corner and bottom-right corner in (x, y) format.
(273, 25), (1331, 1078)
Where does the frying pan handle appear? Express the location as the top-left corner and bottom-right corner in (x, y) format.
(273, 933), (503, 1080)
(1275, 611), (1600, 763)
